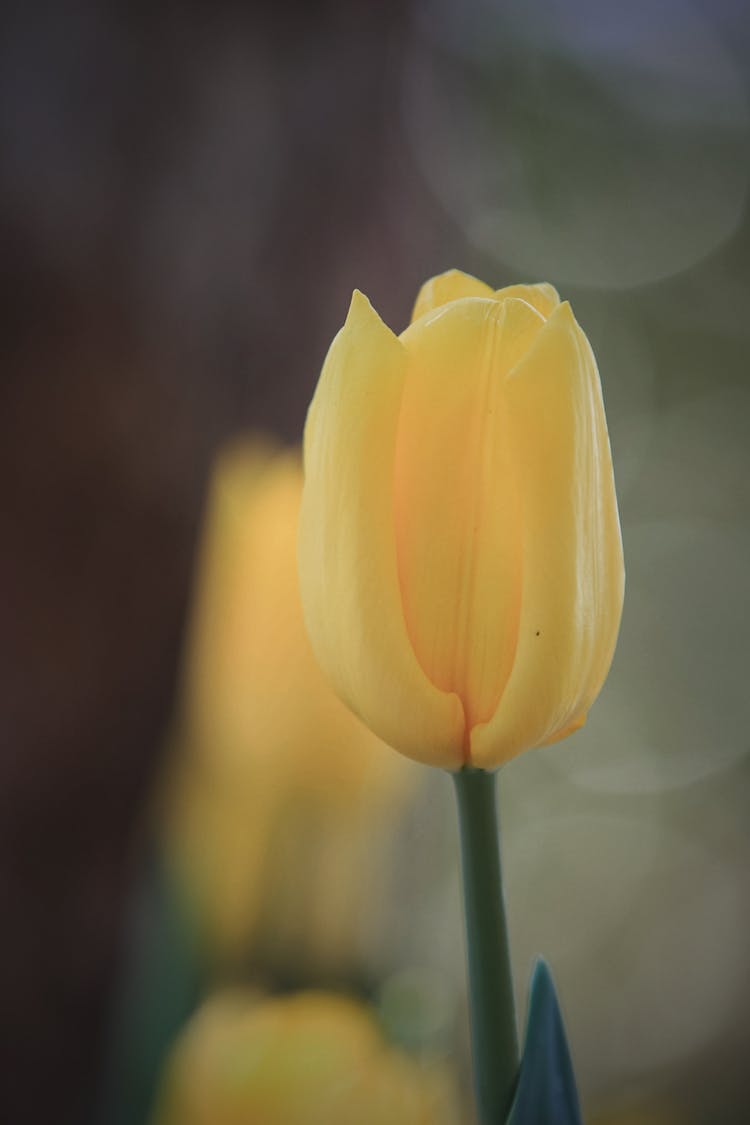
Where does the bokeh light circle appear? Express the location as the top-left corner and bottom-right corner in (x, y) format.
(404, 0), (750, 288)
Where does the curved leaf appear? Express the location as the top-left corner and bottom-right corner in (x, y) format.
(506, 958), (582, 1125)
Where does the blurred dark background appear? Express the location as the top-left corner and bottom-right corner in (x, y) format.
(1, 1), (749, 1122)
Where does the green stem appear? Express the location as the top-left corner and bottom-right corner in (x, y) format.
(452, 767), (518, 1124)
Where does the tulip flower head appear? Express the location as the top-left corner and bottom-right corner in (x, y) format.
(151, 990), (458, 1125)
(298, 270), (624, 770)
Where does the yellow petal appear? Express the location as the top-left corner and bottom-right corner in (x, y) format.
(396, 297), (547, 745)
(411, 269), (494, 323)
(494, 282), (560, 319)
(471, 303), (625, 768)
(298, 291), (465, 768)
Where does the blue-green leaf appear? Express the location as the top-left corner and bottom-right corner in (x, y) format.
(506, 958), (582, 1125)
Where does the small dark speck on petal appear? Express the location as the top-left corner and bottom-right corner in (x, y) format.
(535, 630), (540, 636)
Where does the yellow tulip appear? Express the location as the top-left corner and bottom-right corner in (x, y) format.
(298, 269), (624, 770)
(151, 990), (459, 1125)
(164, 442), (417, 962)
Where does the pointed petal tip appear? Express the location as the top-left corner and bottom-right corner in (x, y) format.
(551, 298), (574, 323)
(537, 281), (561, 302)
(345, 289), (402, 346)
(528, 298), (584, 353)
(435, 267), (482, 285)
(555, 300), (590, 341)
(347, 287), (373, 320)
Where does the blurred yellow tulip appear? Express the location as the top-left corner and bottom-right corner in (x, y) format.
(298, 269), (624, 770)
(163, 442), (417, 964)
(151, 990), (458, 1125)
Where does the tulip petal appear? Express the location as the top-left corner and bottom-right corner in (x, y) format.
(471, 303), (624, 768)
(299, 291), (465, 768)
(396, 297), (548, 743)
(411, 269), (495, 323)
(495, 283), (560, 319)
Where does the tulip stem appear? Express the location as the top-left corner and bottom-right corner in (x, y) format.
(452, 766), (518, 1125)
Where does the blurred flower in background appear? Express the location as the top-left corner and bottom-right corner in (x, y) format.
(151, 990), (459, 1125)
(103, 440), (447, 1125)
(162, 440), (419, 974)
